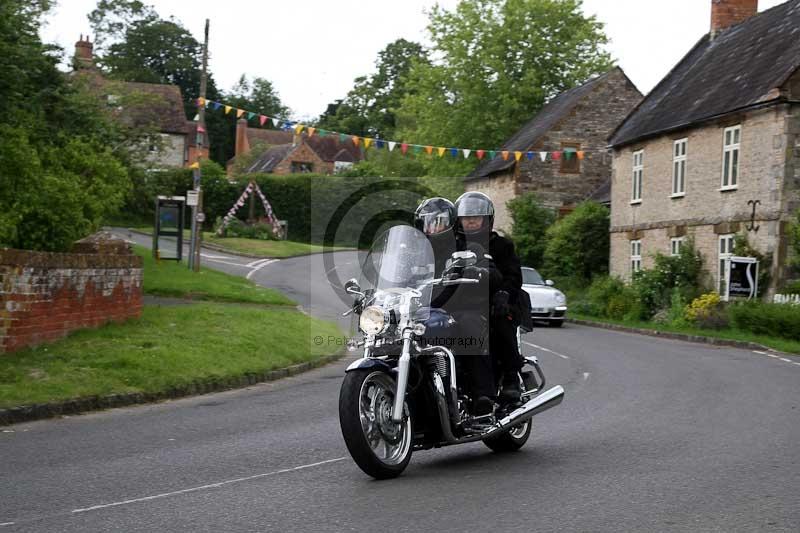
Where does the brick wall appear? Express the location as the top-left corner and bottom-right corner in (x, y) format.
(272, 142), (331, 175)
(0, 233), (143, 354)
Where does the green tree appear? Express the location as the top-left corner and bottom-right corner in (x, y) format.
(543, 201), (609, 282)
(397, 0), (612, 158)
(317, 39), (428, 139)
(508, 193), (555, 268)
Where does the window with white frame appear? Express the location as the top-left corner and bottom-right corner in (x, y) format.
(632, 150), (643, 202)
(630, 240), (642, 273)
(721, 125), (740, 189)
(670, 237), (684, 256)
(718, 234), (735, 292)
(672, 139), (687, 196)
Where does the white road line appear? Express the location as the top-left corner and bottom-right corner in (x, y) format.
(522, 341), (570, 360)
(779, 358), (792, 363)
(246, 258), (272, 268)
(0, 522), (15, 527)
(246, 259), (278, 280)
(199, 254), (231, 259)
(793, 362), (800, 366)
(72, 457), (346, 514)
(766, 354), (780, 359)
(201, 257), (250, 268)
(752, 350), (767, 355)
(583, 372), (590, 381)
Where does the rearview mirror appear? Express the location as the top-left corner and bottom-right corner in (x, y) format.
(344, 278), (362, 296)
(545, 279), (554, 287)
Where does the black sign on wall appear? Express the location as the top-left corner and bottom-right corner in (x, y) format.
(723, 256), (759, 301)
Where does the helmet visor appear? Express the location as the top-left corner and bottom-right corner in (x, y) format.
(419, 211), (454, 235)
(456, 195), (493, 217)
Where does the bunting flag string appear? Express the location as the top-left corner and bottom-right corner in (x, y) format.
(197, 97), (594, 163)
(217, 181), (282, 236)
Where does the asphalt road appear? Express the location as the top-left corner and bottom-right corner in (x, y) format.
(1, 232), (798, 532)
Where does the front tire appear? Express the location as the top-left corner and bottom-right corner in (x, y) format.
(483, 419), (532, 452)
(339, 370), (412, 479)
(548, 320), (564, 328)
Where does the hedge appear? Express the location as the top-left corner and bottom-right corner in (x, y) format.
(728, 301), (800, 341)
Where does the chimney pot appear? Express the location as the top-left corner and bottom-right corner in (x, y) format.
(710, 0), (758, 36)
(73, 34), (94, 69)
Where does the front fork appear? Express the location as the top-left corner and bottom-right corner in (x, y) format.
(391, 329), (413, 422)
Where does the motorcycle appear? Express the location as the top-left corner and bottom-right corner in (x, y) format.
(338, 225), (564, 479)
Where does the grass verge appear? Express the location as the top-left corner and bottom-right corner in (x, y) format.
(0, 304), (343, 409)
(570, 312), (800, 355)
(136, 245), (293, 305)
(134, 227), (350, 258)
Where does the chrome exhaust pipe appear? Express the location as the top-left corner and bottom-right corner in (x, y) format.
(488, 385), (564, 436)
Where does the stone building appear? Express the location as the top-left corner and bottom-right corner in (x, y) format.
(608, 0), (800, 296)
(72, 36), (206, 168)
(229, 119), (362, 176)
(464, 67), (642, 231)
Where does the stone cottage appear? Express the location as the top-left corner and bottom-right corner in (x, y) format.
(72, 35), (206, 168)
(608, 0), (800, 296)
(464, 67), (642, 231)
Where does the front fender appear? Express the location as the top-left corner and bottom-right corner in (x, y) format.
(345, 357), (397, 374)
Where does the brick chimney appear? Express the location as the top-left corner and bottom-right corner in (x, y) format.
(710, 0), (758, 36)
(235, 118), (250, 156)
(73, 34), (94, 70)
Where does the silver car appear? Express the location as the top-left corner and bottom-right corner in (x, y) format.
(521, 267), (567, 327)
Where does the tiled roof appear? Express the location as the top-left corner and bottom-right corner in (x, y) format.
(246, 128), (294, 146)
(468, 68), (624, 179)
(246, 144), (295, 173)
(111, 81), (188, 135)
(610, 0), (800, 147)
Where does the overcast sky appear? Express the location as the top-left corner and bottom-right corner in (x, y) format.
(40, 0), (786, 121)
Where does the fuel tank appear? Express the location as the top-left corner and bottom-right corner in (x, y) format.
(418, 307), (458, 343)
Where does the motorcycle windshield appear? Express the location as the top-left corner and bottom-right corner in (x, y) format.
(361, 225), (435, 319)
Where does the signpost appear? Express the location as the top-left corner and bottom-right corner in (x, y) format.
(154, 196), (185, 261)
(723, 256), (759, 301)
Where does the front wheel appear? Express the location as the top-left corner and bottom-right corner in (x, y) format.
(547, 320), (564, 328)
(339, 370), (412, 479)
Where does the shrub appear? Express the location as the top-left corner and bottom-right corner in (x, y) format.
(582, 275), (637, 319)
(218, 219), (278, 240)
(631, 239), (705, 318)
(729, 301), (800, 341)
(508, 193), (556, 268)
(685, 292), (728, 329)
(543, 201), (609, 282)
(789, 208), (800, 273)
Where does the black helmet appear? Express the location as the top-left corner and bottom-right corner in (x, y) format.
(454, 191), (494, 236)
(415, 197), (456, 237)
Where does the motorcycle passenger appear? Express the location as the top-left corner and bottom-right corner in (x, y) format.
(454, 191), (525, 404)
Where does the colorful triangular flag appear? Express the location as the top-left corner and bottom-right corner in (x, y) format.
(425, 145), (433, 155)
(437, 147), (446, 157)
(514, 151), (522, 161)
(213, 102), (222, 111)
(259, 115), (267, 126)
(552, 151), (562, 161)
(236, 109), (245, 118)
(364, 138), (373, 149)
(352, 135), (360, 147)
(463, 149), (471, 159)
(449, 147), (458, 158)
(526, 151), (534, 160)
(501, 151), (509, 161)
(224, 105), (232, 114)
(489, 150), (497, 159)
(247, 112), (256, 120)
(400, 143), (408, 154)
(388, 141), (397, 152)
(476, 150), (485, 160)
(272, 117), (281, 128)
(308, 127), (316, 137)
(539, 152), (547, 162)
(577, 151), (585, 160)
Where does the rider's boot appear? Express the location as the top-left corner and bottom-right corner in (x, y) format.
(499, 372), (522, 405)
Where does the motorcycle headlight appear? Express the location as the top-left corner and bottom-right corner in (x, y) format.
(554, 291), (566, 305)
(360, 306), (386, 335)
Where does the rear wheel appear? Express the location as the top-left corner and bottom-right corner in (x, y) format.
(483, 419), (531, 452)
(547, 320), (564, 328)
(339, 370), (412, 479)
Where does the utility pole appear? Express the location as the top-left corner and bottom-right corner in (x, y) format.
(191, 18), (210, 272)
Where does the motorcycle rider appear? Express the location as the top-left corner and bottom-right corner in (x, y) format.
(414, 197), (496, 416)
(454, 191), (525, 404)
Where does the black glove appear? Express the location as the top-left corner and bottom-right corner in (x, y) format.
(492, 290), (512, 319)
(462, 265), (487, 281)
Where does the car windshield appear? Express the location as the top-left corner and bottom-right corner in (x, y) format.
(522, 268), (545, 285)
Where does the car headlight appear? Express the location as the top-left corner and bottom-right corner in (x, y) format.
(360, 306), (386, 335)
(554, 291), (566, 305)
